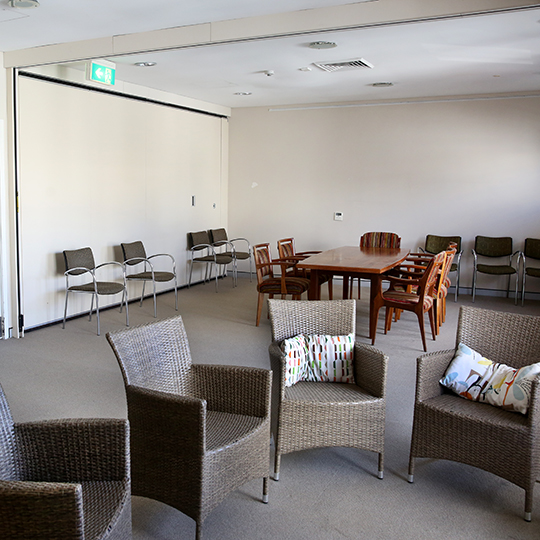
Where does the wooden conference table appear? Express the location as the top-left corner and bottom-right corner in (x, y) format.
(296, 246), (409, 342)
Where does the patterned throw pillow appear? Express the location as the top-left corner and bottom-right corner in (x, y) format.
(281, 334), (355, 386)
(304, 334), (355, 383)
(440, 343), (540, 414)
(281, 335), (308, 387)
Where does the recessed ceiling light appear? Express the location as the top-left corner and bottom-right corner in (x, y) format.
(371, 82), (394, 87)
(134, 62), (157, 67)
(8, 0), (39, 7)
(309, 41), (337, 50)
(234, 92), (252, 96)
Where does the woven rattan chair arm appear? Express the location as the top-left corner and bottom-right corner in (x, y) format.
(15, 418), (129, 482)
(192, 364), (272, 418)
(268, 342), (287, 398)
(415, 349), (455, 402)
(526, 377), (540, 428)
(353, 343), (388, 398)
(0, 480), (84, 539)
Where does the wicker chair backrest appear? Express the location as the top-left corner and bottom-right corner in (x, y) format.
(107, 316), (194, 394)
(456, 306), (540, 368)
(0, 383), (17, 480)
(63, 247), (96, 274)
(121, 241), (147, 265)
(268, 299), (356, 343)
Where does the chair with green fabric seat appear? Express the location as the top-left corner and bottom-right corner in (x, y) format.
(471, 236), (519, 304)
(420, 235), (463, 301)
(121, 240), (178, 318)
(521, 238), (540, 306)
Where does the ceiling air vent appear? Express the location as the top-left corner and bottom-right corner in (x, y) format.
(313, 58), (374, 72)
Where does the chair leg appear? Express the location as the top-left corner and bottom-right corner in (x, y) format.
(328, 279), (333, 300)
(407, 455), (415, 483)
(274, 452), (281, 481)
(416, 311), (428, 352)
(522, 272), (527, 307)
(525, 487), (533, 521)
(174, 279), (178, 311)
(95, 295), (101, 336)
(196, 521), (202, 540)
(123, 290), (129, 327)
(256, 292), (264, 326)
(140, 281), (146, 307)
(262, 477), (269, 503)
(152, 280), (157, 318)
(377, 453), (384, 479)
(384, 307), (393, 334)
(63, 291), (69, 329)
(472, 269), (477, 302)
(428, 308), (436, 341)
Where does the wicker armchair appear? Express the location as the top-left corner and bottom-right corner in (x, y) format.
(106, 316), (271, 540)
(268, 299), (388, 481)
(408, 306), (540, 521)
(0, 382), (131, 540)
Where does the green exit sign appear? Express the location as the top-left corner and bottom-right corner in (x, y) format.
(87, 60), (116, 86)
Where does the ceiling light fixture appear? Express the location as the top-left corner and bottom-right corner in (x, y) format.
(309, 41), (337, 50)
(8, 0), (39, 7)
(371, 82), (394, 87)
(134, 62), (157, 67)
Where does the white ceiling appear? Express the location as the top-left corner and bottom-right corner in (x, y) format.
(2, 0), (540, 108)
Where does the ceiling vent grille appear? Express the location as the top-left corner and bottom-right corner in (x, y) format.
(313, 58), (374, 72)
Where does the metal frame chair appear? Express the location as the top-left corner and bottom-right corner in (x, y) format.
(63, 246), (129, 336)
(520, 238), (540, 306)
(209, 228), (252, 281)
(121, 240), (178, 318)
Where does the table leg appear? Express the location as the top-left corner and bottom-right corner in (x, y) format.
(308, 269), (321, 300)
(369, 274), (384, 343)
(342, 274), (350, 300)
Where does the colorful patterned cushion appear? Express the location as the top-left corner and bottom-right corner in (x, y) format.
(440, 343), (540, 414)
(281, 334), (355, 387)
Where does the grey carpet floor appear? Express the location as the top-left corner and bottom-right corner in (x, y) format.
(1, 275), (539, 540)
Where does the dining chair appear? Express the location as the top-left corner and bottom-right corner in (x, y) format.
(209, 228), (253, 281)
(408, 306), (540, 522)
(187, 230), (235, 291)
(521, 238), (540, 306)
(268, 299), (388, 481)
(63, 246), (129, 336)
(277, 237), (333, 299)
(420, 235), (462, 301)
(121, 240), (178, 317)
(0, 381), (131, 540)
(350, 232), (401, 298)
(471, 236), (519, 304)
(107, 316), (271, 540)
(252, 243), (310, 326)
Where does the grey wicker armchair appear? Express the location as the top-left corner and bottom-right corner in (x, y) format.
(268, 299), (388, 481)
(106, 316), (271, 540)
(0, 382), (131, 540)
(408, 306), (540, 521)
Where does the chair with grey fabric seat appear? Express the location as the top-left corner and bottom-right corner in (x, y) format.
(0, 380), (131, 540)
(63, 247), (129, 336)
(521, 238), (540, 306)
(210, 228), (253, 281)
(471, 236), (519, 304)
(106, 316), (271, 540)
(121, 240), (178, 318)
(187, 231), (236, 291)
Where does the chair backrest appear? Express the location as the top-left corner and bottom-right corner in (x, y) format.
(360, 232), (401, 249)
(277, 238), (295, 259)
(423, 251), (446, 297)
(268, 299), (356, 342)
(456, 306), (540, 368)
(187, 231), (211, 251)
(209, 228), (228, 245)
(106, 316), (194, 394)
(474, 236), (513, 258)
(121, 241), (147, 265)
(253, 243), (274, 281)
(439, 246), (457, 288)
(0, 383), (17, 481)
(524, 238), (540, 261)
(63, 247), (95, 274)
(424, 235), (461, 254)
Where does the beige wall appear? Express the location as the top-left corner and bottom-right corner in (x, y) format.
(228, 96), (540, 295)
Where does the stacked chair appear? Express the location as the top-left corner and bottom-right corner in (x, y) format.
(520, 237), (540, 306)
(209, 228), (253, 281)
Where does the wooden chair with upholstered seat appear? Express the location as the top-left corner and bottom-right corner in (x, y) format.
(253, 243), (310, 326)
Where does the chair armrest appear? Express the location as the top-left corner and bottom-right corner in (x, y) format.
(192, 364), (271, 418)
(296, 250), (321, 256)
(353, 343), (388, 399)
(526, 377), (540, 429)
(0, 480), (84, 539)
(94, 260), (125, 273)
(229, 237), (251, 250)
(64, 266), (93, 277)
(415, 349), (455, 402)
(147, 253), (176, 271)
(15, 418), (129, 482)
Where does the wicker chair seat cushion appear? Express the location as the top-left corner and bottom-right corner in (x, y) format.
(82, 480), (130, 540)
(258, 277), (309, 296)
(440, 343), (540, 414)
(526, 267), (540, 278)
(382, 290), (433, 310)
(69, 282), (125, 295)
(126, 271), (175, 282)
(284, 380), (378, 404)
(476, 264), (516, 275)
(205, 411), (266, 452)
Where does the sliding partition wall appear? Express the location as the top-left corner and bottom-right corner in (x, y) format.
(16, 74), (228, 329)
